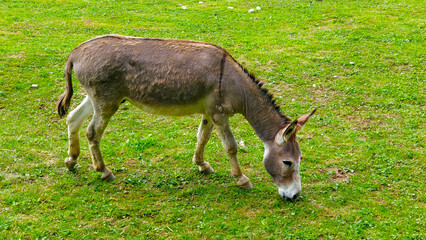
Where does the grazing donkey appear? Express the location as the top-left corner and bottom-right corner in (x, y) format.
(57, 35), (315, 201)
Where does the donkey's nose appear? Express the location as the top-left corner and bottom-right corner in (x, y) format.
(283, 193), (299, 202)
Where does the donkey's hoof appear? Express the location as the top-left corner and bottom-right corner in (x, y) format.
(199, 162), (214, 174)
(64, 157), (77, 171)
(237, 175), (253, 189)
(101, 170), (116, 182)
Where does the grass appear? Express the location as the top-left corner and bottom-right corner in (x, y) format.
(0, 0), (425, 239)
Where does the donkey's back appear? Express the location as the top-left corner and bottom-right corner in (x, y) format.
(60, 35), (228, 117)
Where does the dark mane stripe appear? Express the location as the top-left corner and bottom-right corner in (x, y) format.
(218, 52), (227, 99)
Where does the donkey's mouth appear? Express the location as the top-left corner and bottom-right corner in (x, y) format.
(283, 193), (300, 202)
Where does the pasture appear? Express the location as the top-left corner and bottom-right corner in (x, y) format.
(0, 0), (424, 239)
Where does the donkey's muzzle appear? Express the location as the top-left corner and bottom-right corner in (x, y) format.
(283, 193), (299, 202)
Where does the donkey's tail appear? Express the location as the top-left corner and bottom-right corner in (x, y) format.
(57, 58), (74, 118)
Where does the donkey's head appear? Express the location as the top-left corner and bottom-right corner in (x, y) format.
(263, 110), (316, 201)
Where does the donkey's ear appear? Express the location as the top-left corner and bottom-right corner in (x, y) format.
(296, 109), (316, 131)
(275, 120), (298, 145)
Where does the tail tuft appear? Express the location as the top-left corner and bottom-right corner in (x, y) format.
(57, 92), (72, 118)
(56, 59), (74, 118)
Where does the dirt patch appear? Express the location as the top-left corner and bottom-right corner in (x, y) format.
(9, 52), (25, 58)
(82, 19), (96, 26)
(343, 114), (387, 130)
(329, 167), (354, 182)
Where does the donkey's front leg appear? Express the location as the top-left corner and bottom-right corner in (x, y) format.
(213, 114), (253, 189)
(65, 96), (93, 171)
(193, 115), (214, 174)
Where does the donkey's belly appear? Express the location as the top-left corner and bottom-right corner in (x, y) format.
(128, 98), (206, 116)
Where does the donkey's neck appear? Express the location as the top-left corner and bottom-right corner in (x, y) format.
(240, 79), (291, 143)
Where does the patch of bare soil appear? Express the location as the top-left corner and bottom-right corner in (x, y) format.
(9, 52), (25, 58)
(329, 167), (354, 182)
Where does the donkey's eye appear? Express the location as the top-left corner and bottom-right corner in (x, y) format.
(282, 161), (292, 167)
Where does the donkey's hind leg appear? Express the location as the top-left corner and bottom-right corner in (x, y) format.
(212, 114), (253, 189)
(193, 115), (214, 174)
(65, 95), (94, 171)
(86, 103), (119, 181)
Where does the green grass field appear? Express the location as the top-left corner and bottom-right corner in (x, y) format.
(0, 0), (424, 239)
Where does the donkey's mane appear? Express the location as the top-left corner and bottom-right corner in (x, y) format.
(229, 57), (292, 123)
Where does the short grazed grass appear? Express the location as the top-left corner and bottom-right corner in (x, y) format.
(0, 0), (424, 239)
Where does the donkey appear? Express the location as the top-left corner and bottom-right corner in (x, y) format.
(57, 35), (315, 201)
